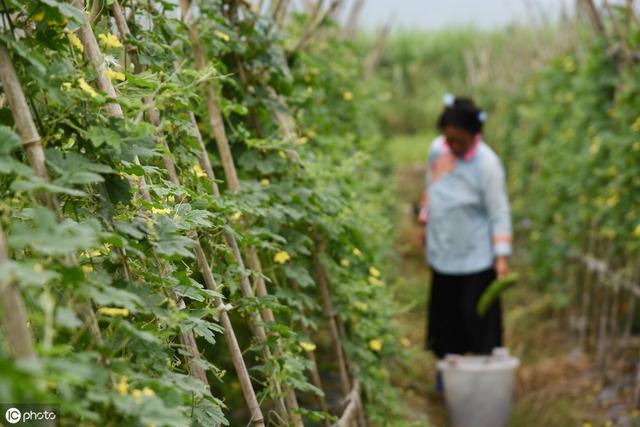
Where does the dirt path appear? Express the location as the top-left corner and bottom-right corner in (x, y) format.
(388, 141), (612, 427)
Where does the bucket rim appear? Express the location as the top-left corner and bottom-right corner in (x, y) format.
(436, 355), (520, 372)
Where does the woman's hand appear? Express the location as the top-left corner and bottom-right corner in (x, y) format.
(495, 256), (510, 279)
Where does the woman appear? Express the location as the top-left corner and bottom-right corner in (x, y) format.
(418, 95), (512, 372)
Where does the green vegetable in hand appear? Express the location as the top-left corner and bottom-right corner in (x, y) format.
(476, 273), (519, 317)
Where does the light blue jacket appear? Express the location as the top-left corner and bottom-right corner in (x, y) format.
(420, 136), (512, 274)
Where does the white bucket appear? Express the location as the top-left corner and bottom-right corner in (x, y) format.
(436, 348), (519, 427)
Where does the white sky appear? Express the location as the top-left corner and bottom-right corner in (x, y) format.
(355, 0), (622, 30)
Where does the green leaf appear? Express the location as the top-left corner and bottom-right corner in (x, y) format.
(0, 34), (47, 75)
(0, 157), (32, 176)
(153, 217), (195, 258)
(0, 260), (60, 286)
(55, 307), (83, 330)
(11, 177), (89, 197)
(0, 126), (21, 154)
(9, 207), (98, 255)
(86, 126), (122, 152)
(86, 279), (143, 312)
(39, 0), (87, 26)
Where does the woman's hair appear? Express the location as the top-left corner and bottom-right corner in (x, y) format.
(437, 96), (485, 134)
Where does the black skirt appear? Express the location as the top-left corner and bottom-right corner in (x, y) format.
(426, 267), (503, 359)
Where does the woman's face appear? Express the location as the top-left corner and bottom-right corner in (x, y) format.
(443, 126), (475, 158)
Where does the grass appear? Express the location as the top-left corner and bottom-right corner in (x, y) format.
(386, 132), (435, 167)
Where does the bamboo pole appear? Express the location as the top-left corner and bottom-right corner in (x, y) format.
(290, 279), (331, 426)
(89, 0), (103, 23)
(180, 0), (240, 192)
(604, 0), (633, 63)
(343, 0), (364, 41)
(113, 3), (286, 419)
(271, 0), (290, 27)
(179, 1), (302, 422)
(189, 113), (295, 424)
(312, 239), (351, 398)
(333, 381), (361, 427)
(0, 41), (104, 345)
(312, 240), (366, 427)
(70, 0), (214, 386)
(0, 44), (58, 212)
(363, 22), (390, 81)
(579, 0), (608, 39)
(579, 223), (597, 349)
(192, 240), (265, 427)
(107, 3), (279, 416)
(290, 0), (341, 55)
(623, 257), (640, 342)
(0, 223), (36, 361)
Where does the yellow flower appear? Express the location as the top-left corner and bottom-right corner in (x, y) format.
(368, 338), (382, 352)
(82, 264), (94, 273)
(132, 388), (142, 403)
(369, 266), (381, 278)
(296, 136), (309, 145)
(400, 337), (411, 347)
(77, 77), (98, 98)
(354, 302), (368, 312)
(563, 57), (575, 73)
(33, 10), (45, 22)
(98, 33), (123, 49)
(274, 251), (291, 264)
(191, 163), (208, 178)
(352, 248), (362, 257)
(105, 68), (126, 81)
(151, 207), (171, 215)
(340, 259), (350, 267)
(606, 193), (619, 208)
(368, 276), (384, 287)
(67, 32), (84, 52)
(141, 386), (155, 397)
(81, 249), (101, 258)
(62, 82), (72, 91)
(306, 129), (317, 139)
(116, 376), (128, 395)
(300, 342), (316, 352)
(634, 224), (640, 237)
(260, 178), (271, 186)
(632, 116), (640, 132)
(342, 91), (354, 101)
(230, 211), (242, 221)
(278, 150), (287, 159)
(98, 307), (130, 317)
(33, 263), (44, 272)
(214, 30), (230, 42)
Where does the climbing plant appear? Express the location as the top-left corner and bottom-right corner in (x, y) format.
(0, 1), (406, 426)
